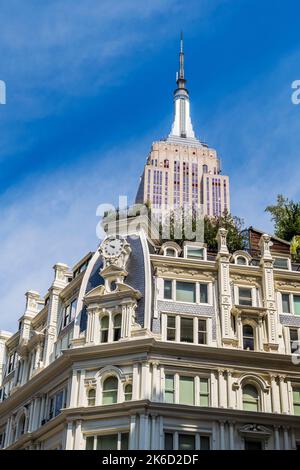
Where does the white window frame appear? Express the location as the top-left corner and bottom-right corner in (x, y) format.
(288, 327), (300, 355)
(280, 292), (300, 316)
(273, 257), (291, 271)
(162, 279), (212, 306)
(84, 430), (129, 450)
(162, 313), (211, 345)
(163, 372), (211, 407)
(184, 245), (207, 261)
(164, 430), (211, 450)
(234, 285), (257, 307)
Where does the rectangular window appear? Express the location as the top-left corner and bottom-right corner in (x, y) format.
(290, 329), (299, 354)
(198, 319), (207, 345)
(180, 317), (194, 343)
(176, 282), (196, 303)
(199, 378), (209, 406)
(282, 294), (291, 313)
(164, 280), (173, 300)
(294, 296), (300, 316)
(274, 258), (289, 269)
(293, 389), (300, 416)
(86, 433), (129, 450)
(54, 390), (64, 416)
(179, 376), (194, 405)
(63, 305), (71, 328)
(167, 316), (176, 341)
(179, 434), (195, 450)
(186, 247), (204, 260)
(238, 287), (252, 306)
(70, 299), (77, 320)
(200, 284), (208, 303)
(165, 375), (175, 403)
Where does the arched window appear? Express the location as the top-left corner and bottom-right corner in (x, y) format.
(113, 314), (122, 342)
(87, 388), (96, 406)
(100, 316), (109, 343)
(236, 256), (247, 265)
(203, 164), (208, 174)
(165, 248), (176, 257)
(243, 384), (259, 412)
(102, 377), (118, 405)
(243, 324), (254, 350)
(124, 383), (132, 401)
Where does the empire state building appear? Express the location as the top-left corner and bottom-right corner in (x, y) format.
(136, 34), (230, 218)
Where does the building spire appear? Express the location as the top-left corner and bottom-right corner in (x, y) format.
(168, 33), (197, 142)
(177, 32), (186, 88)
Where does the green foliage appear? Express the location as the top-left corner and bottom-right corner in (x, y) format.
(203, 211), (247, 253)
(159, 209), (247, 253)
(265, 195), (300, 242)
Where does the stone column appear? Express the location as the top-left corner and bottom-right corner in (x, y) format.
(219, 421), (226, 450)
(69, 370), (79, 407)
(283, 427), (290, 450)
(218, 369), (226, 408)
(65, 421), (74, 450)
(74, 420), (82, 450)
(227, 370), (233, 408)
(274, 426), (280, 450)
(279, 376), (288, 414)
(216, 229), (233, 343)
(270, 374), (280, 413)
(132, 363), (140, 400)
(129, 415), (137, 450)
(229, 421), (235, 450)
(259, 234), (278, 349)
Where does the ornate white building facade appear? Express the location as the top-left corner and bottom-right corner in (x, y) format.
(0, 216), (300, 450)
(0, 38), (300, 451)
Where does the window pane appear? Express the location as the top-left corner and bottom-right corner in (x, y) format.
(103, 377), (118, 405)
(282, 294), (290, 313)
(164, 280), (173, 300)
(200, 379), (209, 406)
(86, 436), (94, 450)
(293, 389), (300, 416)
(165, 375), (174, 403)
(88, 389), (96, 406)
(274, 258), (289, 269)
(164, 433), (173, 450)
(243, 325), (254, 351)
(180, 318), (193, 343)
(198, 320), (207, 345)
(176, 282), (196, 303)
(96, 434), (118, 450)
(294, 296), (300, 316)
(290, 329), (299, 353)
(166, 248), (175, 257)
(187, 247), (204, 259)
(239, 288), (252, 306)
(243, 385), (259, 411)
(167, 316), (176, 341)
(179, 376), (194, 405)
(178, 434), (195, 450)
(70, 299), (77, 320)
(200, 284), (208, 303)
(124, 384), (132, 401)
(200, 436), (210, 450)
(236, 256), (247, 265)
(121, 433), (129, 450)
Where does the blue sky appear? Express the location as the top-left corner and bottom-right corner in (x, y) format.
(1, 0), (300, 330)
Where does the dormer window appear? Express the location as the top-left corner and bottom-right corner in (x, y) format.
(274, 257), (290, 270)
(236, 256), (247, 266)
(186, 246), (205, 260)
(165, 248), (176, 257)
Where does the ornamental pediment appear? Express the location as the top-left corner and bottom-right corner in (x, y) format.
(84, 282), (141, 304)
(275, 280), (300, 291)
(239, 424), (271, 437)
(100, 264), (128, 279)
